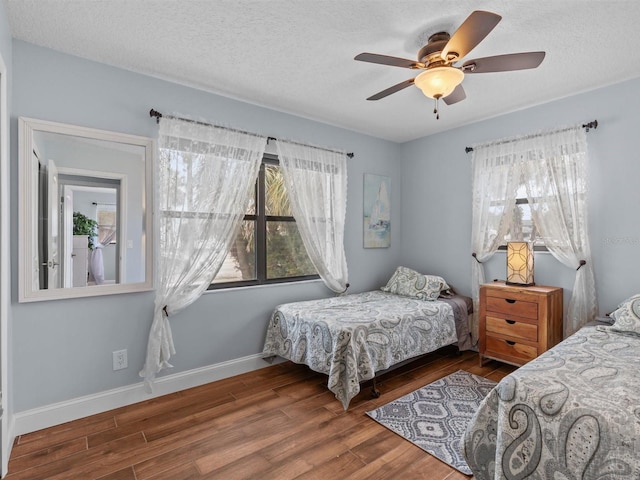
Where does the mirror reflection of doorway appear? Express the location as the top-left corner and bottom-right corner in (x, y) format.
(59, 176), (120, 288)
(37, 161), (122, 289)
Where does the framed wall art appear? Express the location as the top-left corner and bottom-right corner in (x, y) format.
(363, 173), (390, 248)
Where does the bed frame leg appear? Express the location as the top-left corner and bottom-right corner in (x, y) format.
(371, 377), (381, 398)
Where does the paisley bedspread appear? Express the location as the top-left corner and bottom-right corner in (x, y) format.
(262, 290), (458, 410)
(462, 324), (640, 479)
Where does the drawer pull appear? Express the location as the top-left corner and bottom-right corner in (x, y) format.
(505, 319), (516, 325)
(505, 299), (516, 304)
(505, 340), (516, 346)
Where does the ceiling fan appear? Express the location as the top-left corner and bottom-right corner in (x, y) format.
(354, 10), (545, 119)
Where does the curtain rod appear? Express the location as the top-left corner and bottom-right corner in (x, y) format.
(464, 120), (598, 153)
(149, 109), (354, 158)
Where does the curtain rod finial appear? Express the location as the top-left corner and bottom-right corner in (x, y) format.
(149, 109), (162, 124)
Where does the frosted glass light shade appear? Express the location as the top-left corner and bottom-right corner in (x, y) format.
(414, 67), (464, 99)
(506, 242), (535, 286)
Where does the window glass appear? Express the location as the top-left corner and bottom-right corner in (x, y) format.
(96, 204), (117, 244)
(266, 221), (315, 279)
(211, 156), (318, 288)
(265, 164), (292, 216)
(502, 183), (545, 249)
(245, 188), (255, 215)
(211, 220), (256, 284)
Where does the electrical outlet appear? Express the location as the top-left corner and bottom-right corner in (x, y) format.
(112, 349), (128, 370)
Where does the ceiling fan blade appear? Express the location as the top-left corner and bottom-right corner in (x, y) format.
(366, 78), (415, 101)
(462, 52), (546, 73)
(441, 10), (502, 61)
(355, 53), (423, 69)
(443, 84), (466, 105)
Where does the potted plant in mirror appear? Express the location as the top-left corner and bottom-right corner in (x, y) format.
(73, 211), (98, 250)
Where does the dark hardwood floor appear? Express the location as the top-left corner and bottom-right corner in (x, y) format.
(7, 347), (515, 479)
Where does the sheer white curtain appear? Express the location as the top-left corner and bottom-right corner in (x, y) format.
(470, 145), (520, 343)
(276, 140), (348, 293)
(140, 117), (266, 390)
(89, 230), (116, 285)
(88, 248), (104, 285)
(471, 126), (597, 340)
(519, 127), (597, 336)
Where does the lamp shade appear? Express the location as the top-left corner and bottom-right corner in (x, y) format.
(506, 242), (535, 286)
(414, 67), (464, 99)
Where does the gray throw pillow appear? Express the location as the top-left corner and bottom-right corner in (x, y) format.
(381, 266), (449, 301)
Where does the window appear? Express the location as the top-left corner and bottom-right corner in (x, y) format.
(96, 203), (117, 245)
(499, 183), (547, 251)
(210, 153), (318, 288)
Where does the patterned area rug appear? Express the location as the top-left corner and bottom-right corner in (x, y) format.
(366, 370), (497, 475)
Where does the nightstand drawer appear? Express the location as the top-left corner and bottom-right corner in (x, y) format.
(486, 315), (538, 342)
(485, 295), (538, 319)
(485, 336), (538, 363)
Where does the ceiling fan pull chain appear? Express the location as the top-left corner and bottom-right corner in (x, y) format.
(433, 97), (440, 120)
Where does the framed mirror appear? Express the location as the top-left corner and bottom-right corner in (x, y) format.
(19, 117), (154, 302)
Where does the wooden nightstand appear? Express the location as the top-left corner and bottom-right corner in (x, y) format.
(479, 281), (563, 367)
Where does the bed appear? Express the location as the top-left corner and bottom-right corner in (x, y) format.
(463, 311), (640, 479)
(262, 286), (473, 410)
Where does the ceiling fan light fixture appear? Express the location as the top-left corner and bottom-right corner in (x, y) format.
(414, 67), (464, 99)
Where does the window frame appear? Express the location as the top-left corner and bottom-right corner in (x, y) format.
(208, 153), (320, 290)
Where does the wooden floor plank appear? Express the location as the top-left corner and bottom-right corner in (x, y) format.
(344, 442), (418, 480)
(259, 411), (368, 465)
(131, 407), (293, 479)
(195, 407), (336, 475)
(141, 389), (282, 444)
(197, 453), (273, 480)
(375, 447), (454, 480)
(6, 350), (514, 479)
(88, 391), (235, 448)
(94, 466), (137, 480)
(12, 417), (115, 458)
(294, 451), (365, 479)
(8, 437), (87, 473)
(6, 433), (146, 480)
(144, 462), (202, 480)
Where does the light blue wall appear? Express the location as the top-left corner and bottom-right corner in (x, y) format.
(11, 41), (403, 412)
(400, 76), (640, 317)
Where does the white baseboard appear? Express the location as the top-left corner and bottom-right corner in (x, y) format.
(13, 353), (283, 436)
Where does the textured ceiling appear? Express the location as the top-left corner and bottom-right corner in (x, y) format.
(5, 0), (640, 143)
